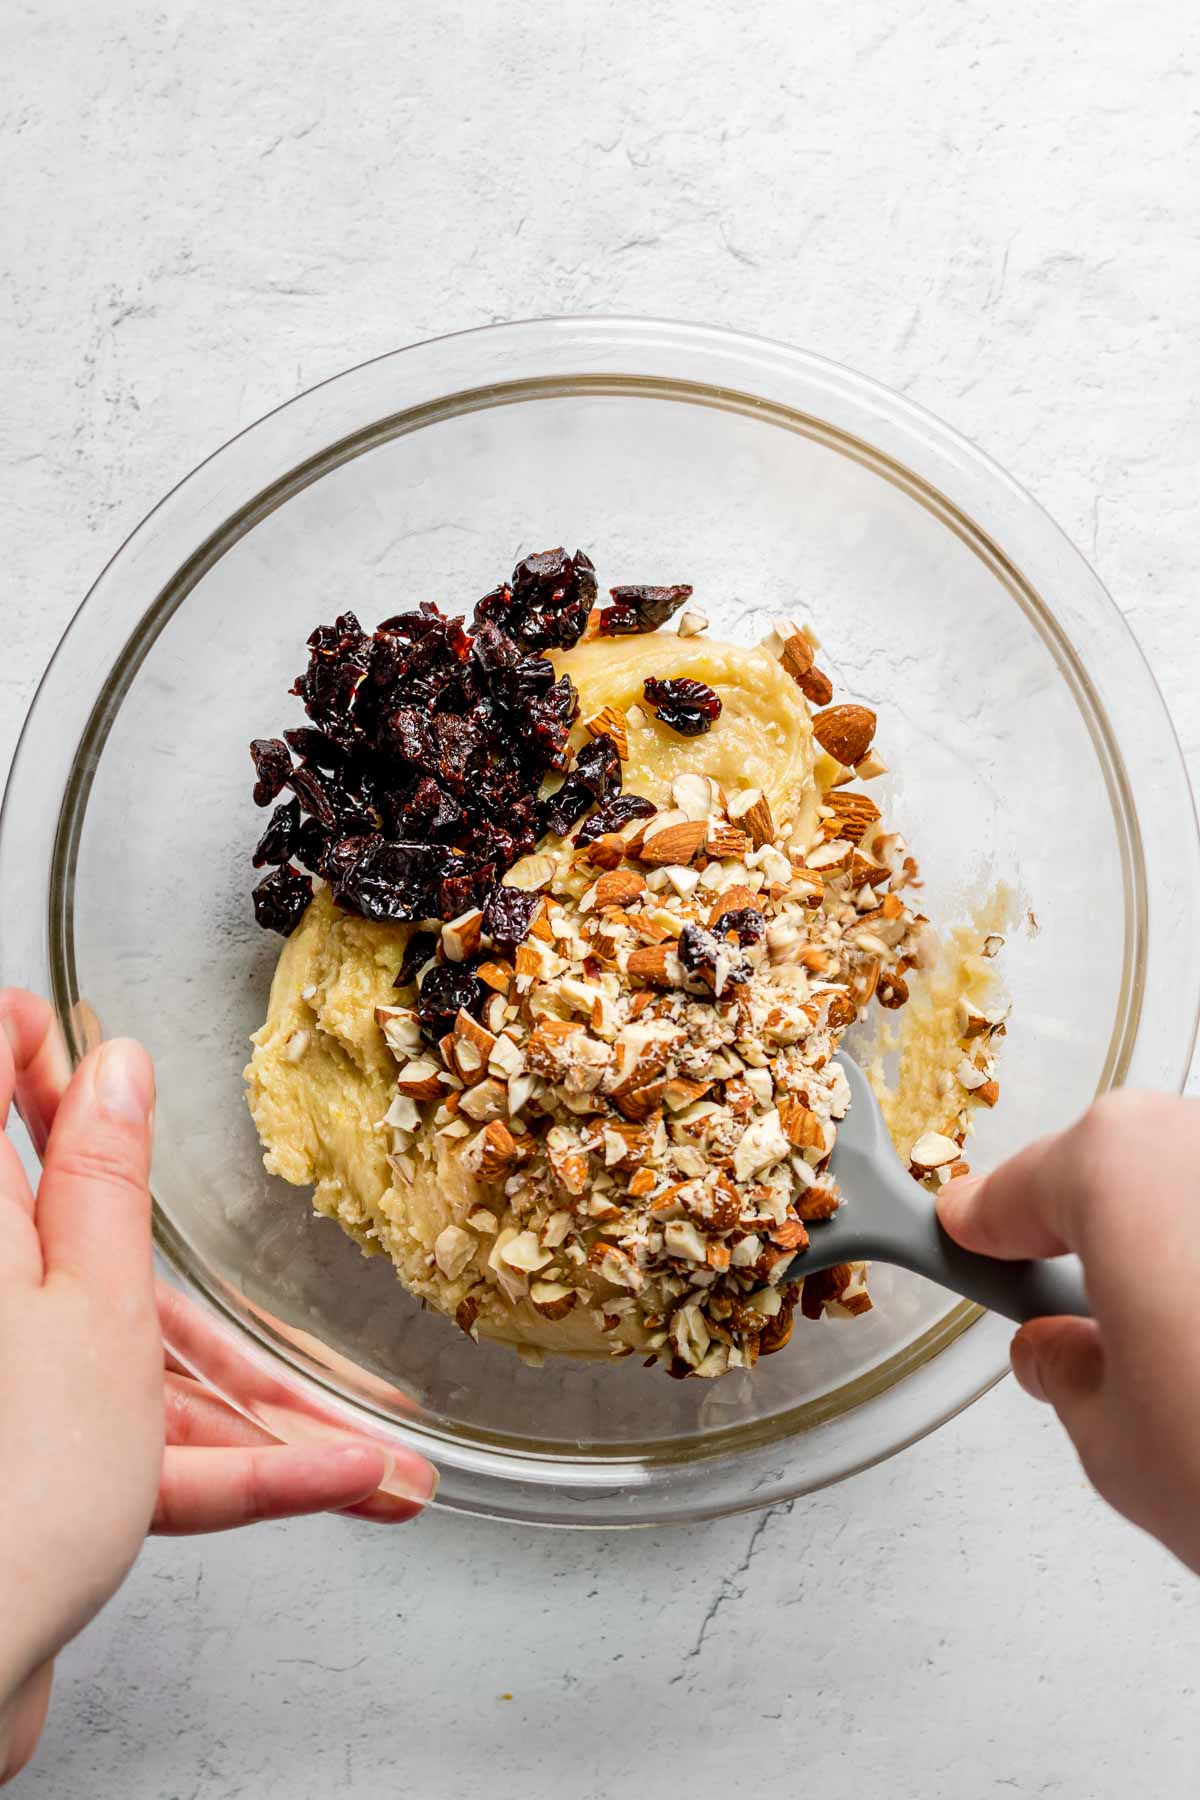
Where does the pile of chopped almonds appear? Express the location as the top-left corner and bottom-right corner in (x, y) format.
(372, 621), (1006, 1378)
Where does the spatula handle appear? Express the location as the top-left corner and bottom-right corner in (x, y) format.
(838, 1193), (1092, 1323)
(815, 1056), (1094, 1325)
(892, 1227), (1090, 1324)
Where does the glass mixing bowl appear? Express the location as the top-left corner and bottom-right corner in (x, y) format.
(3, 318), (1197, 1526)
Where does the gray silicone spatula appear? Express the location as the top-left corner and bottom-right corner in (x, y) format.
(784, 1053), (1091, 1323)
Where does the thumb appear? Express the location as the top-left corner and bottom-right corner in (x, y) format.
(1011, 1316), (1104, 1419)
(0, 1659), (54, 1787)
(35, 1038), (156, 1292)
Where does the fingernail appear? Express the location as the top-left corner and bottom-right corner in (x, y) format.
(1010, 1331), (1046, 1402)
(379, 1454), (439, 1506)
(328, 1446), (438, 1509)
(93, 1039), (154, 1125)
(1, 1011), (18, 1055)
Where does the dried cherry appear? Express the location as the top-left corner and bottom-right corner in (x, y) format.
(517, 673), (578, 771)
(417, 961), (486, 1046)
(331, 839), (449, 923)
(678, 922), (751, 991)
(539, 732), (623, 837)
(381, 707), (436, 770)
(306, 611), (369, 662)
(475, 548), (596, 651)
(438, 860), (496, 920)
(250, 738), (292, 807)
(283, 727), (346, 770)
(295, 815), (334, 874)
(482, 885), (540, 951)
(597, 584), (692, 636)
(574, 793), (657, 846)
(252, 798), (300, 868)
(286, 763), (338, 828)
(253, 553), (687, 934)
(710, 907), (765, 946)
(642, 677), (722, 737)
(396, 929), (438, 988)
(252, 863), (312, 936)
(399, 776), (462, 840)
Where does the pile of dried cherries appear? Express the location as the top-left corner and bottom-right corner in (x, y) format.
(248, 549), (712, 947)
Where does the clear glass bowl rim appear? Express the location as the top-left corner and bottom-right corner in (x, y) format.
(3, 314), (1197, 1526)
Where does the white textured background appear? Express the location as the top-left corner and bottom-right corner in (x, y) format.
(3, 3), (1199, 1795)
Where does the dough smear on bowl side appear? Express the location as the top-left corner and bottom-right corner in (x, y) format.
(245, 551), (1007, 1378)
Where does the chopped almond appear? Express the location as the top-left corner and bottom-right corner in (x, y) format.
(851, 957), (881, 1007)
(849, 852), (890, 888)
(611, 1078), (667, 1123)
(823, 790), (882, 844)
(455, 1293), (482, 1339)
(638, 820), (708, 866)
(957, 999), (991, 1039)
(441, 908), (483, 962)
(770, 1217), (809, 1252)
(546, 1133), (589, 1195)
(799, 665), (834, 706)
(795, 1184), (839, 1221)
(579, 832), (626, 871)
(877, 970), (909, 1009)
(583, 704), (629, 759)
(626, 913), (673, 944)
(595, 869), (646, 907)
(705, 822), (753, 859)
(778, 631), (814, 682)
(664, 1076), (712, 1110)
(528, 907), (555, 943)
(726, 787), (775, 847)
(812, 704), (876, 767)
(800, 1262), (853, 1320)
(910, 1130), (961, 1170)
(670, 772), (722, 821)
(454, 1008), (497, 1083)
(529, 1280), (578, 1321)
(525, 1018), (583, 1075)
(602, 1120), (654, 1170)
(476, 1118), (518, 1181)
(458, 1077), (508, 1123)
(626, 943), (679, 987)
(778, 1096), (826, 1150)
(514, 942), (543, 979)
(824, 990), (858, 1029)
(394, 1058), (444, 1102)
(805, 838), (855, 872)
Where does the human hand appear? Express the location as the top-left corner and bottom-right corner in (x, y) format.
(0, 991), (436, 1784)
(937, 1090), (1200, 1575)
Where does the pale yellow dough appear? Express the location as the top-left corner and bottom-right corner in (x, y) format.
(247, 632), (820, 1357)
(870, 889), (1013, 1160)
(554, 634), (819, 839)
